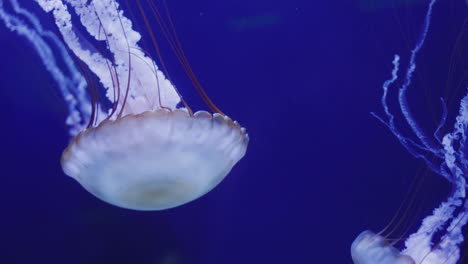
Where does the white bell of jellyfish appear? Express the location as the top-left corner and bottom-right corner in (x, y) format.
(352, 0), (468, 263)
(351, 231), (415, 264)
(61, 108), (248, 211)
(30, 0), (248, 210)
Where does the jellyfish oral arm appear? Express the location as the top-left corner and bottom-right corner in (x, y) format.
(0, 0), (92, 136)
(36, 0), (181, 119)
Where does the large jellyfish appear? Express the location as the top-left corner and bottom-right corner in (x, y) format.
(0, 0), (248, 210)
(351, 0), (468, 263)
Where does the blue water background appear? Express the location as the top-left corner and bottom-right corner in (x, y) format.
(0, 0), (467, 263)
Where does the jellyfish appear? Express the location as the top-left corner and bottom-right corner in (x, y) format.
(351, 0), (468, 263)
(0, 0), (248, 211)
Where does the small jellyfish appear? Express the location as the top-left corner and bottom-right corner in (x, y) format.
(0, 0), (248, 211)
(351, 231), (415, 264)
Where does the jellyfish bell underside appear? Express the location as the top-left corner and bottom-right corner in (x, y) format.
(351, 231), (416, 264)
(61, 109), (249, 211)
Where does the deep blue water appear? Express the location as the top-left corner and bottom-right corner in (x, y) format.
(0, 0), (467, 263)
